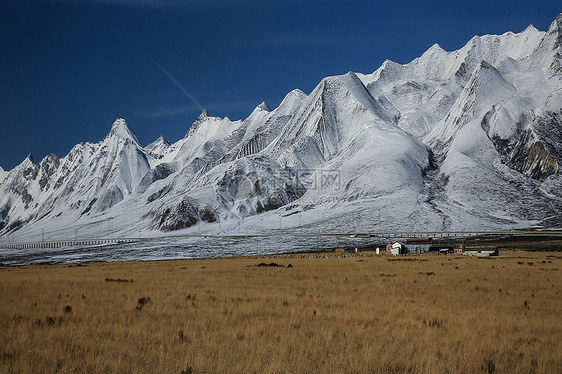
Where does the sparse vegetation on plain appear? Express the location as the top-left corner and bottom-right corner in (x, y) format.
(0, 250), (560, 373)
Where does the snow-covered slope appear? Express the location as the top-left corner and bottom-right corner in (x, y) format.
(419, 15), (562, 229)
(1, 14), (562, 243)
(145, 135), (172, 162)
(0, 119), (150, 236)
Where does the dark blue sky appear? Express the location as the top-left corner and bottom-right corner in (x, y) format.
(0, 0), (560, 170)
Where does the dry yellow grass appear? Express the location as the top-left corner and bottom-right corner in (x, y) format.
(0, 250), (560, 373)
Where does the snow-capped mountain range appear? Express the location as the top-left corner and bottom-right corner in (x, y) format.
(2, 14), (562, 242)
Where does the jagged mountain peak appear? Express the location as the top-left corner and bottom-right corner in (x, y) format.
(287, 88), (306, 97)
(467, 57), (516, 104)
(105, 118), (140, 144)
(185, 109), (215, 136)
(199, 109), (210, 118)
(419, 43), (447, 60)
(461, 59), (515, 99)
(524, 24), (539, 33)
(381, 59), (399, 68)
(154, 134), (171, 146)
(429, 43), (445, 51)
(256, 100), (271, 112)
(278, 89), (307, 108)
(145, 134), (172, 155)
(372, 59), (405, 82)
(184, 108), (241, 140)
(15, 153), (37, 170)
(247, 101), (273, 120)
(39, 153), (60, 165)
(321, 70), (398, 124)
(322, 70), (368, 91)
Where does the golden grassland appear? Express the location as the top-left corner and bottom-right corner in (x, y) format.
(0, 250), (561, 373)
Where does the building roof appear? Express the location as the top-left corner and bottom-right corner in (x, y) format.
(464, 246), (497, 251)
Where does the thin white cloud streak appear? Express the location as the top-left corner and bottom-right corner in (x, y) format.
(155, 62), (205, 112)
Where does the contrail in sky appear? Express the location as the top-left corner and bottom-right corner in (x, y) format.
(155, 62), (205, 112)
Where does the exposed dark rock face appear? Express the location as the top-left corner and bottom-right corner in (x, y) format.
(506, 130), (558, 181)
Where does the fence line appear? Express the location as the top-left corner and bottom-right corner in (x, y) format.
(1, 230), (561, 250)
(0, 238), (136, 250)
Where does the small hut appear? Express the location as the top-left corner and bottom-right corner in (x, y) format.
(463, 246), (498, 257)
(390, 242), (404, 256)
